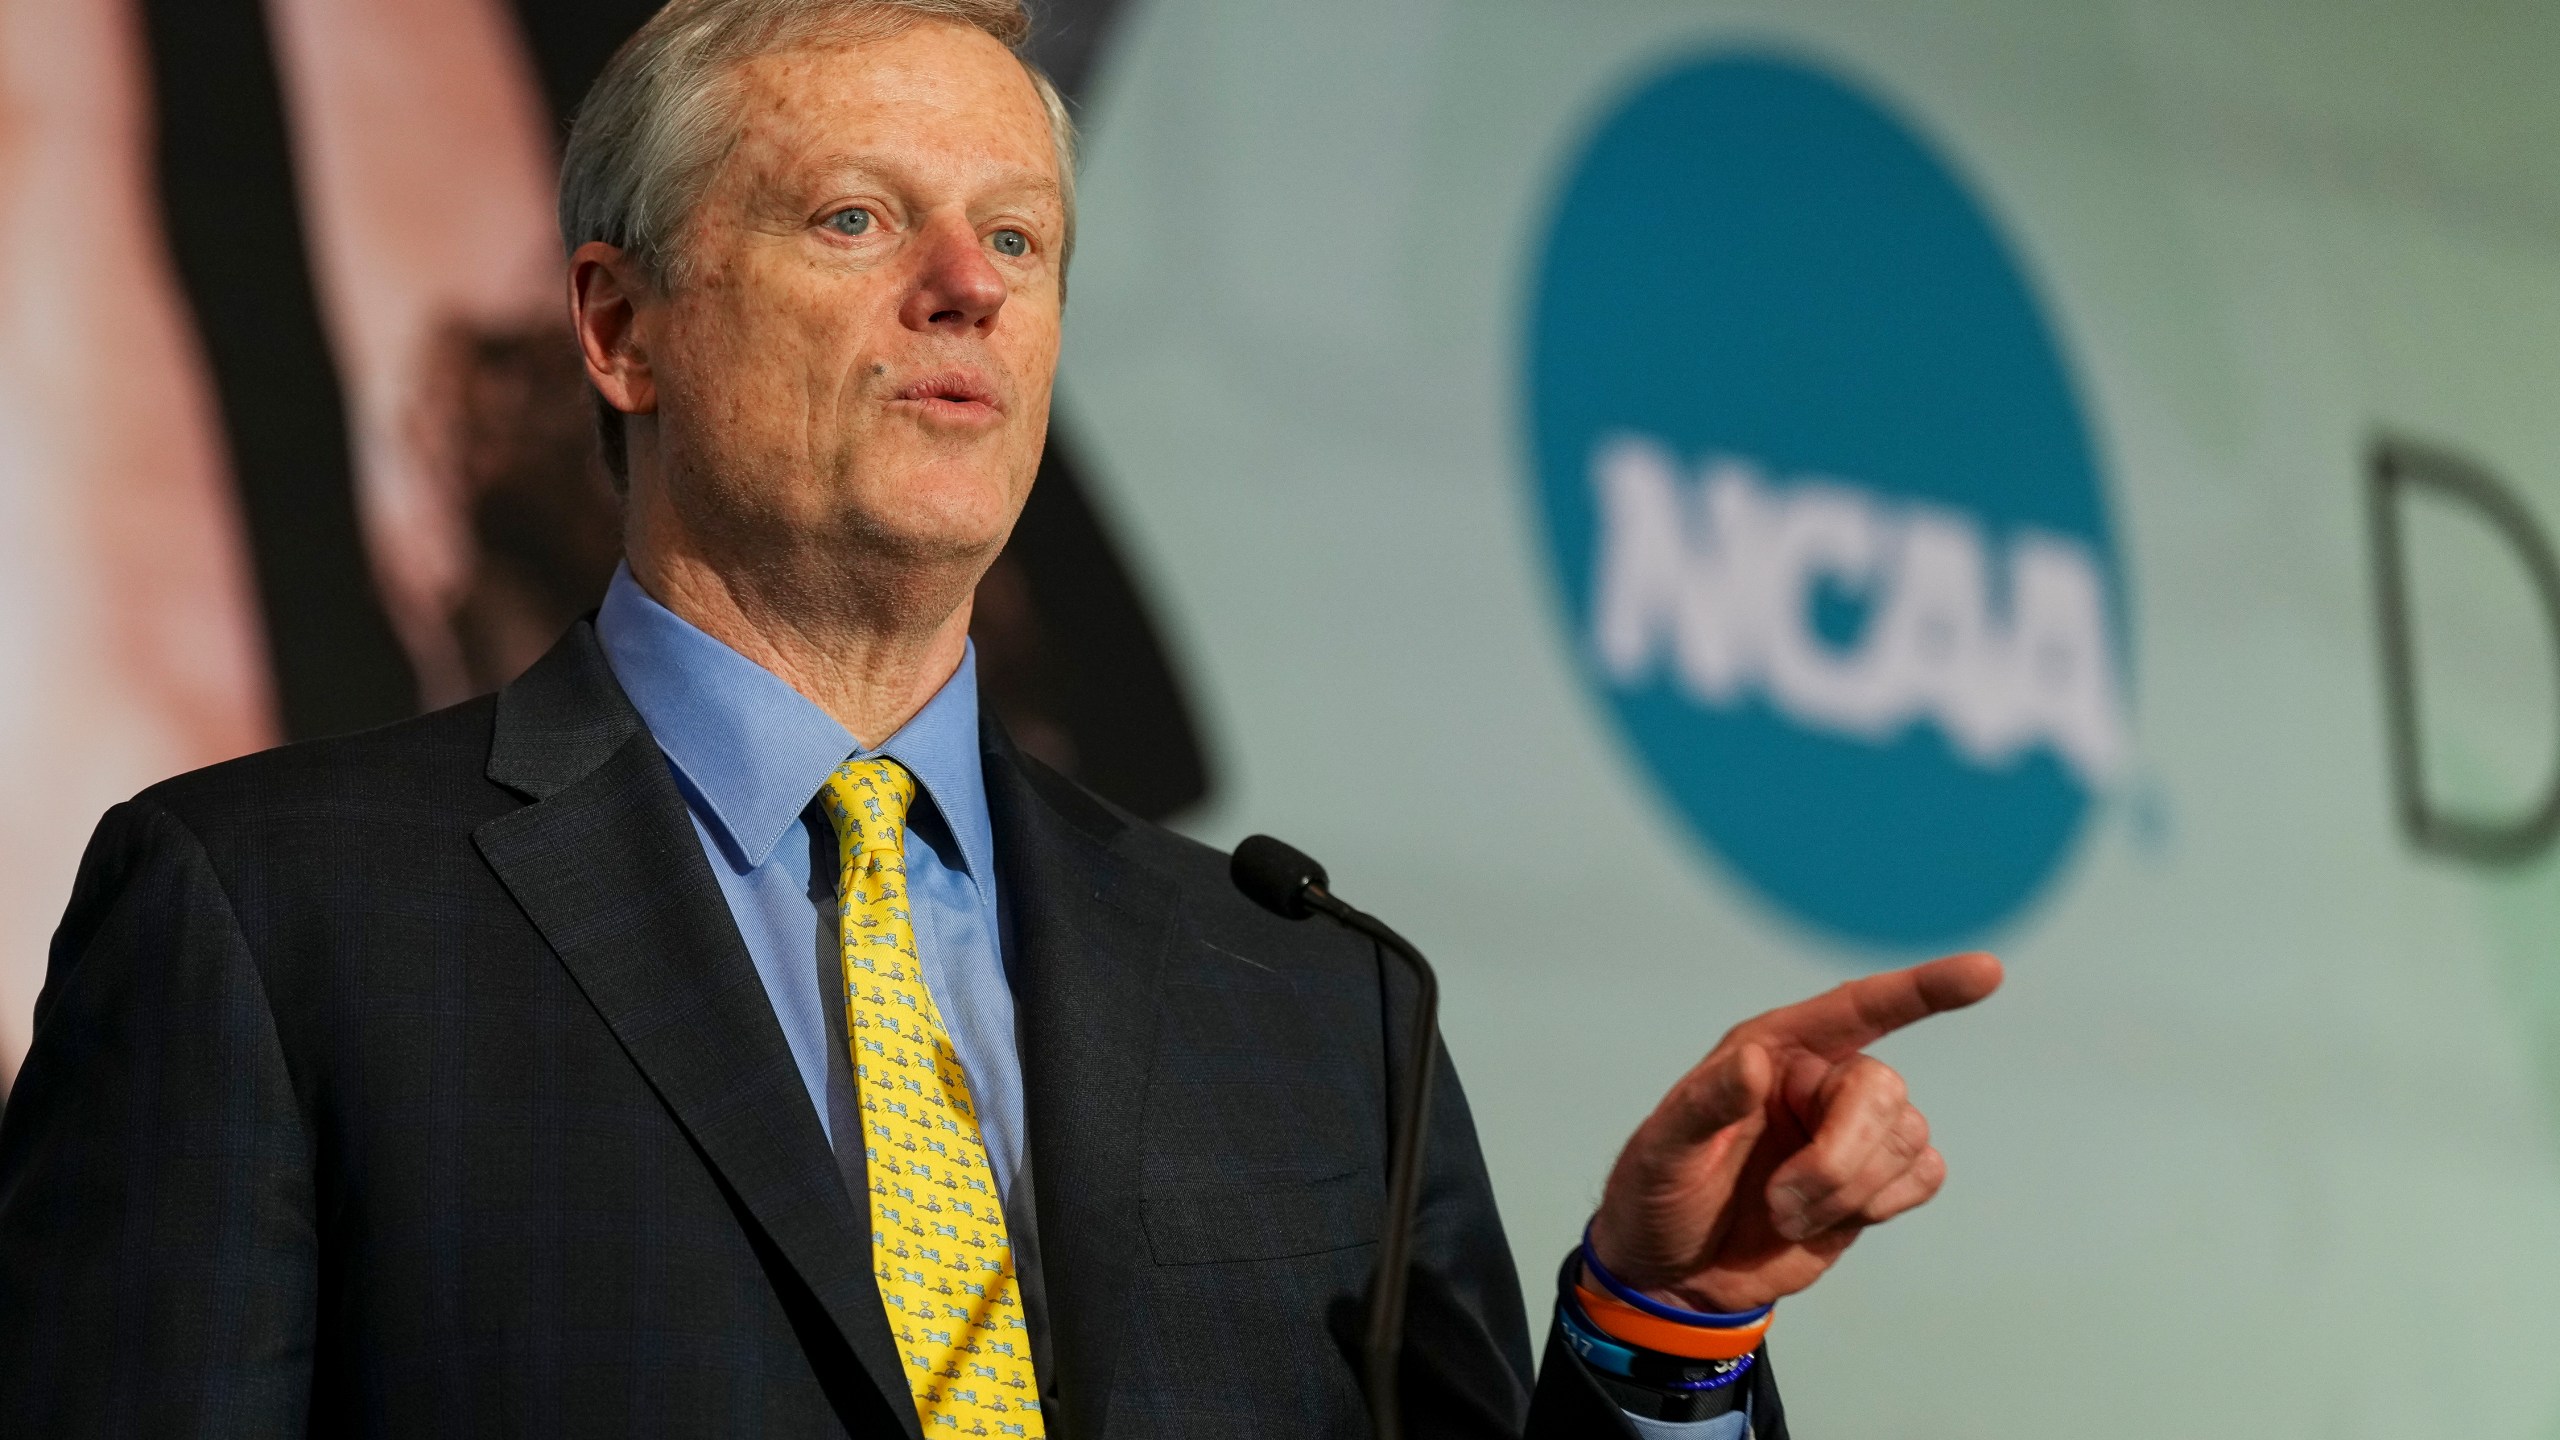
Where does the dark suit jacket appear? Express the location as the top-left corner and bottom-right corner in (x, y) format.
(0, 624), (1786, 1437)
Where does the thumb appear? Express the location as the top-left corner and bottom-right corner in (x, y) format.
(1594, 1042), (1774, 1281)
(1658, 1041), (1772, 1149)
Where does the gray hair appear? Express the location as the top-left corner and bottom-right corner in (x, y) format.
(559, 0), (1078, 481)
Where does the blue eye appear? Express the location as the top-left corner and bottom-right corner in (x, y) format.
(826, 207), (874, 236)
(990, 228), (1028, 257)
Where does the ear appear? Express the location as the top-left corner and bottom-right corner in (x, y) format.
(568, 241), (658, 417)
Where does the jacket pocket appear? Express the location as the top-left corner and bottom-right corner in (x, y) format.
(1142, 1169), (1382, 1265)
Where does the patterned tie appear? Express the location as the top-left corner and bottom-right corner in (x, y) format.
(817, 758), (1044, 1437)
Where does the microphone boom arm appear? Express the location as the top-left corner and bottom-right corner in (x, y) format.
(1228, 834), (1440, 1440)
(1301, 884), (1439, 1440)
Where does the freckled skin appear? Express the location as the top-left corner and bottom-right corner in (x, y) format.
(649, 30), (1060, 560)
(564, 15), (2004, 1331)
(568, 21), (1064, 740)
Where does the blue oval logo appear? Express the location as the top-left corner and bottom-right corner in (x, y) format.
(1526, 54), (2125, 952)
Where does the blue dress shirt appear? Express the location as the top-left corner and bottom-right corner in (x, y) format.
(593, 563), (1740, 1440)
(595, 565), (1026, 1201)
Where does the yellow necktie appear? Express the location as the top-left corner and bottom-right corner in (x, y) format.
(817, 758), (1044, 1437)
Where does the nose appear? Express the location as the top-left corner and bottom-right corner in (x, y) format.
(900, 213), (1007, 334)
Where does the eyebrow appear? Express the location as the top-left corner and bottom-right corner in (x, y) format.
(798, 152), (1063, 205)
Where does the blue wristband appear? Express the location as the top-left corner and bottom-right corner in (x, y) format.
(1669, 1356), (1755, 1395)
(1555, 1294), (1645, 1376)
(1579, 1220), (1773, 1329)
(1558, 1294), (1757, 1392)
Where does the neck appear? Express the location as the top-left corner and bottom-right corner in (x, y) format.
(629, 530), (980, 749)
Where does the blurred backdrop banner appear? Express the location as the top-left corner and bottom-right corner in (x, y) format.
(9, 0), (2560, 1436)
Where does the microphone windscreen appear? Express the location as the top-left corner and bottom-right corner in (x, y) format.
(1231, 834), (1328, 919)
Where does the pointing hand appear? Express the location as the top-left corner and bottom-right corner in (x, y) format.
(1586, 951), (2004, 1312)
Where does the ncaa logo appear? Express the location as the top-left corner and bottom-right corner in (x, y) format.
(1525, 54), (2127, 952)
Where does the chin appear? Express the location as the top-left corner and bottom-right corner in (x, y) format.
(838, 461), (1027, 559)
(833, 494), (1016, 566)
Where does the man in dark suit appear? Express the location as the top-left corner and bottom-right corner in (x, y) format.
(0, 2), (1999, 1435)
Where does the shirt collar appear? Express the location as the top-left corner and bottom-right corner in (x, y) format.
(594, 563), (995, 883)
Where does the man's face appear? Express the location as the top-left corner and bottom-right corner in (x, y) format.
(639, 23), (1065, 573)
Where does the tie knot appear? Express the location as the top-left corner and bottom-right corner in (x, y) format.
(820, 757), (918, 857)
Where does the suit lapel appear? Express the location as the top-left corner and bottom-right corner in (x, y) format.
(471, 625), (921, 1439)
(984, 724), (1179, 1440)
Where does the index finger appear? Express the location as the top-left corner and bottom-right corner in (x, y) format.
(1733, 951), (2004, 1059)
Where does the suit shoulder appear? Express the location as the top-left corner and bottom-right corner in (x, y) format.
(1011, 750), (1359, 958)
(1009, 748), (1227, 888)
(127, 695), (507, 847)
(1113, 812), (1243, 909)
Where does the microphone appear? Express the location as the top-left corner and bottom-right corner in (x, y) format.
(1230, 835), (1439, 1440)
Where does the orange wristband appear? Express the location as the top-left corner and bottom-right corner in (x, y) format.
(1572, 1285), (1772, 1361)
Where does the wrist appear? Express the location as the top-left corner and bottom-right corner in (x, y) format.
(1574, 1259), (1729, 1318)
(1578, 1220), (1773, 1329)
(1555, 1256), (1757, 1423)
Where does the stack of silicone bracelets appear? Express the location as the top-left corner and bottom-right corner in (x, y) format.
(1568, 1221), (1769, 1392)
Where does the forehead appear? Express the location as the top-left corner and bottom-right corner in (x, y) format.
(719, 24), (1058, 195)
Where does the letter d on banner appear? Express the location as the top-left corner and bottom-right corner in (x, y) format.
(2369, 435), (2560, 862)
